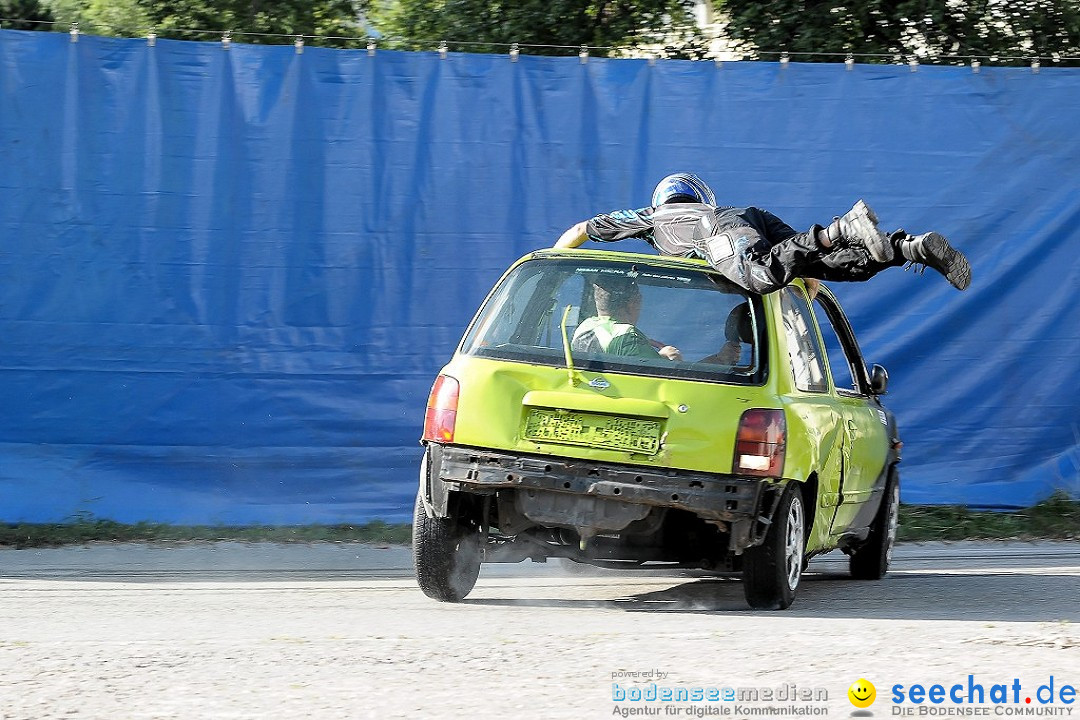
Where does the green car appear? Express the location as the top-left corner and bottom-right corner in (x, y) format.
(414, 248), (901, 609)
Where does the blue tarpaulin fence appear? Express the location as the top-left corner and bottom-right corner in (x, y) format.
(1, 29), (1077, 524)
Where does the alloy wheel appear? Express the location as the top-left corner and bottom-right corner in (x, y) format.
(785, 495), (804, 590)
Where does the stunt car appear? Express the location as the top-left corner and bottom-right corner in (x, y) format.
(414, 248), (901, 609)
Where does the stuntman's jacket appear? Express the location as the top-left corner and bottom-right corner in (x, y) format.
(583, 202), (880, 294)
(585, 203), (800, 255)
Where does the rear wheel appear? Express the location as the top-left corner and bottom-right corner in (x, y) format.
(412, 458), (482, 602)
(849, 468), (900, 580)
(743, 483), (805, 610)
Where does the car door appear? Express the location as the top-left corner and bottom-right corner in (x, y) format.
(777, 286), (847, 552)
(811, 290), (890, 537)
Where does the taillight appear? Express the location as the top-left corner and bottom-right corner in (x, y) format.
(733, 408), (786, 477)
(422, 375), (459, 443)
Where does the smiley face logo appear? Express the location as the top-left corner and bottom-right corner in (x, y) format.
(848, 679), (876, 708)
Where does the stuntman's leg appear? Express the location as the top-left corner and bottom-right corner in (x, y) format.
(702, 226), (800, 294)
(701, 209), (900, 295)
(817, 200), (894, 263)
(805, 230), (971, 290)
(890, 229), (972, 290)
(803, 245), (892, 283)
(704, 222), (854, 295)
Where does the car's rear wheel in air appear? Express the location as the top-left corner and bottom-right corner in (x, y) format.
(412, 448), (481, 602)
(413, 492), (481, 602)
(743, 482), (805, 610)
(849, 467), (900, 580)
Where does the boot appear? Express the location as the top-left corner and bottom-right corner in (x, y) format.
(818, 200), (893, 263)
(897, 231), (971, 291)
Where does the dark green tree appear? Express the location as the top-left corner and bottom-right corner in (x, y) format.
(42, 0), (150, 35)
(22, 0), (364, 44)
(722, 0), (1080, 67)
(0, 0), (54, 30)
(366, 0), (708, 58)
(138, 0), (364, 45)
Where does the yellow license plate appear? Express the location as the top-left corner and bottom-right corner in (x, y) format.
(523, 408), (661, 455)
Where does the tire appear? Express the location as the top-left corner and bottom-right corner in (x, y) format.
(412, 491), (481, 602)
(743, 483), (806, 610)
(849, 467), (900, 580)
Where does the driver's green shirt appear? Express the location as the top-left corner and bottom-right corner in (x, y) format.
(571, 316), (659, 360)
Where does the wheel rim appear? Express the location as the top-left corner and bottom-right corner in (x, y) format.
(884, 483), (900, 566)
(785, 494), (804, 590)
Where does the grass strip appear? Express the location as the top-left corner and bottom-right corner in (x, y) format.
(0, 519), (412, 549)
(3, 493), (1077, 549)
(898, 491), (1080, 541)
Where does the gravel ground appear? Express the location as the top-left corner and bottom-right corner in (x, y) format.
(1, 541), (1078, 720)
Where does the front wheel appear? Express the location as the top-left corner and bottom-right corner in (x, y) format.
(743, 483), (805, 610)
(849, 468), (900, 580)
(412, 491), (481, 602)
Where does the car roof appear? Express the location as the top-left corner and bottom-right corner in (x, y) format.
(528, 247), (712, 271)
(525, 248), (815, 297)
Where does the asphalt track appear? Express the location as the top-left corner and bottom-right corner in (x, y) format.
(1, 541), (1077, 719)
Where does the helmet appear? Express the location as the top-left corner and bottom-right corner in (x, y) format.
(651, 172), (715, 207)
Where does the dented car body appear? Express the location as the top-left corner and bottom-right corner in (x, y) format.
(414, 249), (902, 609)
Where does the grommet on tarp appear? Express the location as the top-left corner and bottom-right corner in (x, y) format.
(69, 22), (79, 43)
(222, 31), (232, 49)
(971, 59), (981, 73)
(909, 56), (918, 72)
(845, 54), (854, 70)
(438, 40), (448, 59)
(147, 30), (157, 47)
(294, 35), (304, 54)
(509, 43), (519, 62)
(579, 45), (589, 64)
(779, 52), (789, 68)
(1031, 58), (1041, 73)
(366, 38), (376, 56)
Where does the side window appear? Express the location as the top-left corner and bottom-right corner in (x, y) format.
(779, 288), (827, 393)
(812, 297), (862, 395)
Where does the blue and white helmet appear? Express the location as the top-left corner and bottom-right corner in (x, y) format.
(651, 172), (716, 207)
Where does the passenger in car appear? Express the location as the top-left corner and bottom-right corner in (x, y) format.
(555, 172), (971, 293)
(571, 275), (682, 362)
(700, 302), (752, 366)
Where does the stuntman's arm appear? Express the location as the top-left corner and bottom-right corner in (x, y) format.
(555, 208), (656, 248)
(554, 222), (589, 248)
(586, 207), (656, 242)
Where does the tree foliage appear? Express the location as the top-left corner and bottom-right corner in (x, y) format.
(42, 0), (150, 35)
(22, 0), (363, 43)
(138, 0), (363, 44)
(5, 0), (1080, 65)
(365, 0), (708, 58)
(722, 0), (1080, 66)
(0, 0), (53, 29)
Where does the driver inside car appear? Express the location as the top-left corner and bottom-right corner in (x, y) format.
(571, 275), (682, 362)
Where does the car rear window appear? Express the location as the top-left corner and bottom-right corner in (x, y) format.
(460, 258), (767, 385)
